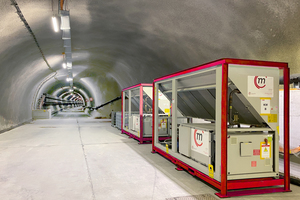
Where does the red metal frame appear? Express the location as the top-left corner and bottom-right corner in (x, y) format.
(152, 58), (290, 198)
(121, 91), (123, 130)
(154, 58), (287, 83)
(152, 84), (155, 152)
(140, 85), (144, 140)
(122, 83), (170, 144)
(283, 67), (290, 191)
(227, 177), (284, 190)
(220, 63), (228, 196)
(122, 83), (152, 91)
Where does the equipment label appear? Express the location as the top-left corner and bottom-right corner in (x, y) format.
(260, 142), (271, 159)
(248, 76), (274, 97)
(261, 98), (271, 114)
(191, 129), (209, 156)
(251, 161), (257, 167)
(159, 119), (167, 129)
(134, 116), (140, 131)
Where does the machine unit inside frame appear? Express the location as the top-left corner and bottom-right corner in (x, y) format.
(153, 62), (282, 181)
(122, 83), (171, 143)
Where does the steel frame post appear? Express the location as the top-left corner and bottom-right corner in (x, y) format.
(220, 63), (228, 196)
(283, 67), (290, 191)
(129, 90), (131, 131)
(139, 85), (144, 143)
(121, 91), (123, 132)
(152, 83), (156, 152)
(172, 79), (178, 153)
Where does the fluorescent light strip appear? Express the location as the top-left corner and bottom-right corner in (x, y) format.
(52, 17), (59, 32)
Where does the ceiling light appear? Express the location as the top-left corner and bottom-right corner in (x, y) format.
(62, 63), (66, 69)
(52, 16), (59, 32)
(60, 11), (70, 30)
(67, 62), (72, 69)
(66, 77), (73, 82)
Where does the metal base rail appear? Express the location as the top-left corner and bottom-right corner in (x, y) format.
(122, 130), (170, 144)
(152, 146), (290, 198)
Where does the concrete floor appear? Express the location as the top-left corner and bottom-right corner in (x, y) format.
(0, 111), (300, 200)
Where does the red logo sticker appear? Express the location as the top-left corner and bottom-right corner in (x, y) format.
(251, 161), (257, 167)
(254, 76), (267, 89)
(194, 129), (203, 147)
(253, 149), (260, 155)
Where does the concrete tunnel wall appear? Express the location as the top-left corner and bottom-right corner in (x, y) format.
(1, 0), (300, 132)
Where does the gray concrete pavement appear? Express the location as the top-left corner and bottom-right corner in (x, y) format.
(0, 113), (300, 199)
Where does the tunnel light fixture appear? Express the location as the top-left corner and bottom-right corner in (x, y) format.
(65, 52), (72, 59)
(52, 16), (59, 32)
(65, 47), (71, 53)
(69, 89), (74, 92)
(60, 11), (70, 30)
(62, 29), (71, 39)
(62, 63), (66, 69)
(66, 62), (72, 69)
(59, 10), (73, 89)
(64, 39), (71, 47)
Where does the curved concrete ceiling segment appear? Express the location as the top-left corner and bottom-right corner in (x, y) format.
(1, 0), (300, 132)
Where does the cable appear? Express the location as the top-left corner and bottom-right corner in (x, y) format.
(10, 0), (56, 73)
(31, 72), (57, 110)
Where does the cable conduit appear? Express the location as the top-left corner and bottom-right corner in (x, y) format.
(10, 0), (56, 73)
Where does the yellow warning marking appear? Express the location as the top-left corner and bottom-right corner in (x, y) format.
(164, 108), (170, 114)
(166, 144), (169, 154)
(279, 88), (299, 91)
(208, 164), (214, 178)
(268, 114), (277, 123)
(260, 142), (271, 159)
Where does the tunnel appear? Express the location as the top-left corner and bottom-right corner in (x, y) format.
(1, 0), (300, 199)
(1, 0), (300, 131)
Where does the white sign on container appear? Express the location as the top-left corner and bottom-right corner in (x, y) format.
(261, 98), (271, 114)
(191, 128), (209, 156)
(135, 116), (140, 131)
(248, 76), (273, 97)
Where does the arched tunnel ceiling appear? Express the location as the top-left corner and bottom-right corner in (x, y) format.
(0, 0), (300, 131)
